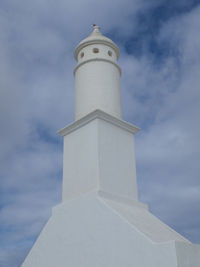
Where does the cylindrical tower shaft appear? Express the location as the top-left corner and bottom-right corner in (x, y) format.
(74, 25), (122, 120)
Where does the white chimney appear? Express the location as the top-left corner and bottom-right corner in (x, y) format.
(74, 25), (122, 120)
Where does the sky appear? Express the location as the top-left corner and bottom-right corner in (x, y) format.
(0, 0), (200, 266)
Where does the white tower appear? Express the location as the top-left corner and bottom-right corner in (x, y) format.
(74, 25), (122, 120)
(22, 26), (200, 267)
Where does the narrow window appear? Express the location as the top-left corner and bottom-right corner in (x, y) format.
(108, 50), (112, 57)
(80, 52), (84, 58)
(93, 48), (99, 53)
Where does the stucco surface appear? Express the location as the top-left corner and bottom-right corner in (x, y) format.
(22, 192), (200, 267)
(103, 198), (189, 243)
(61, 114), (139, 202)
(74, 26), (122, 120)
(22, 26), (200, 266)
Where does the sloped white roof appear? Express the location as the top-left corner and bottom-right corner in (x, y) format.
(22, 192), (200, 267)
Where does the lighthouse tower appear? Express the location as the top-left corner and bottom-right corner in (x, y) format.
(22, 26), (200, 267)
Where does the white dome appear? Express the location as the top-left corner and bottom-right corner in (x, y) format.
(74, 25), (120, 60)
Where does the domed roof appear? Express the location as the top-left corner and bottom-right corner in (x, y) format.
(74, 25), (120, 60)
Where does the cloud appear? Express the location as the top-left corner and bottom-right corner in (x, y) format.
(0, 1), (154, 266)
(0, 0), (200, 266)
(131, 4), (200, 242)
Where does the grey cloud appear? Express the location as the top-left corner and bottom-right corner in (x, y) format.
(1, 1), (200, 266)
(130, 6), (200, 243)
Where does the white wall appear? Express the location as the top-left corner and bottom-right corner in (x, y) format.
(62, 116), (138, 202)
(74, 43), (122, 120)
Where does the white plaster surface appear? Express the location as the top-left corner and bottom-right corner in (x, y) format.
(22, 27), (200, 266)
(22, 112), (200, 266)
(98, 118), (138, 201)
(22, 192), (200, 267)
(61, 111), (139, 202)
(74, 26), (122, 120)
(175, 242), (200, 267)
(75, 59), (122, 120)
(62, 118), (99, 201)
(103, 198), (189, 243)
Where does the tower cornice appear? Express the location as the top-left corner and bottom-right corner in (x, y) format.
(58, 109), (140, 137)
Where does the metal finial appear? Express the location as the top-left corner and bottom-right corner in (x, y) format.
(92, 24), (100, 32)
